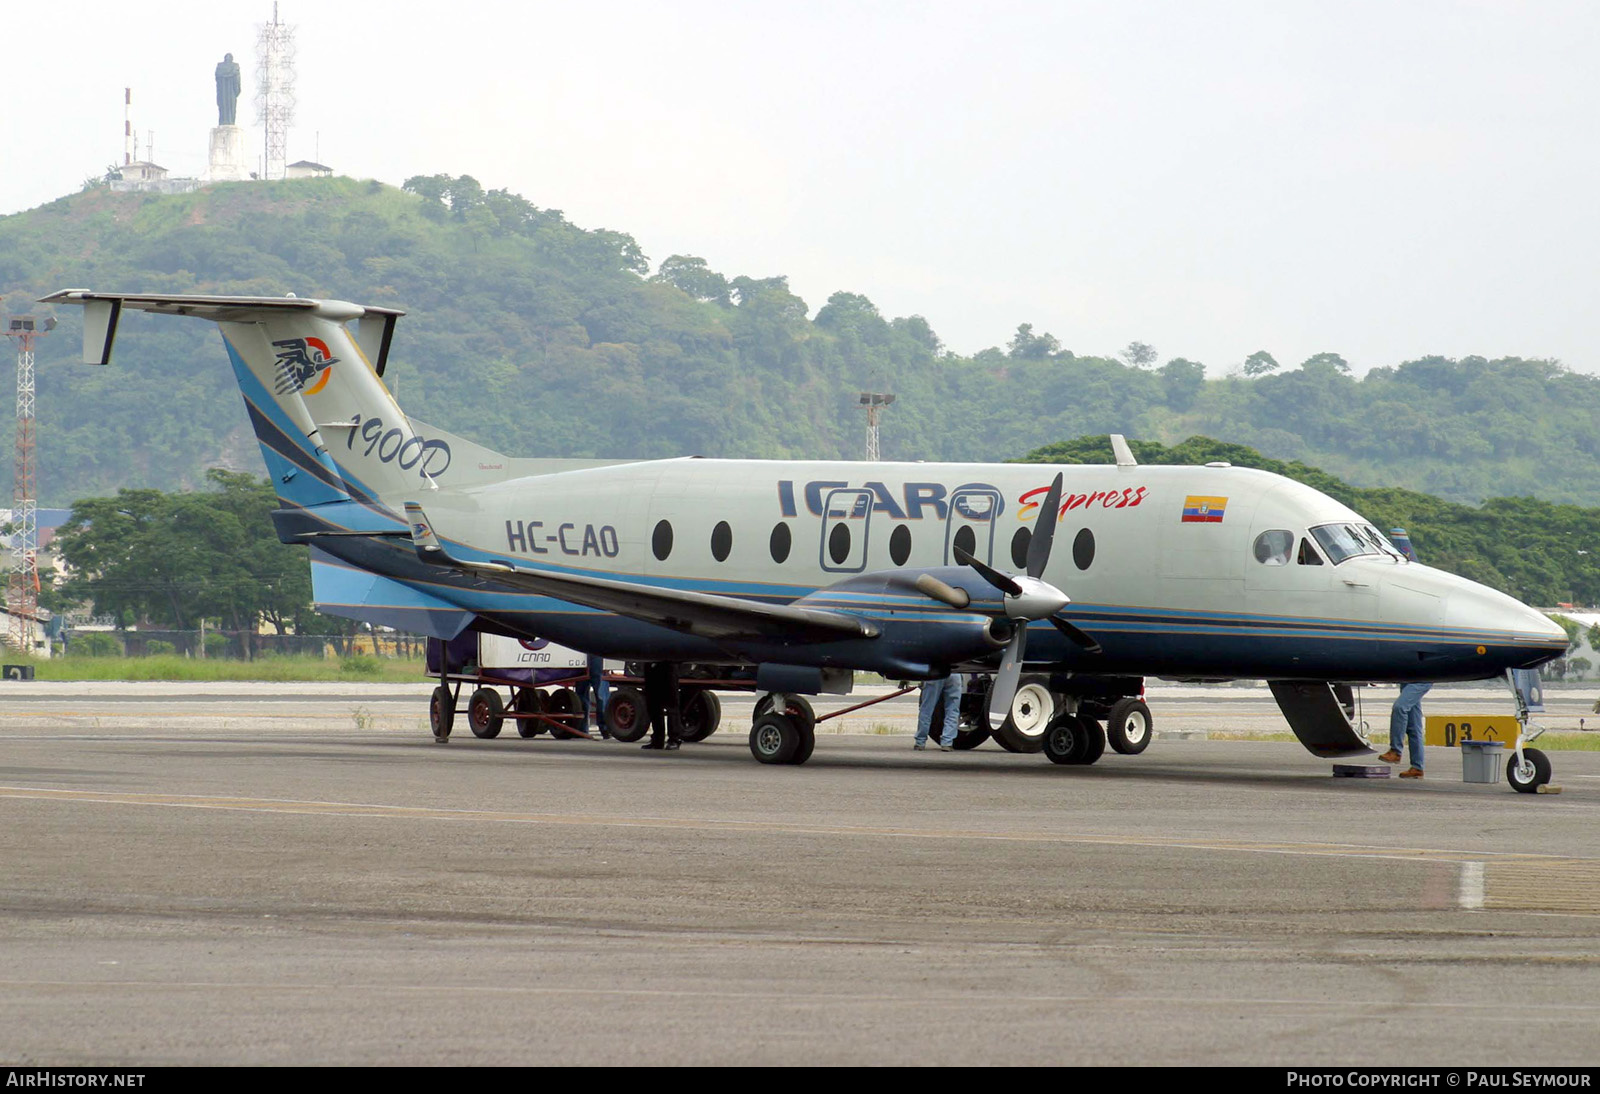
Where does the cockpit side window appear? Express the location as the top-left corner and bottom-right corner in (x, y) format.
(1253, 529), (1294, 566)
(1297, 537), (1324, 566)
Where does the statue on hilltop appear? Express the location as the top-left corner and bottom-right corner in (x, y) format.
(215, 53), (241, 127)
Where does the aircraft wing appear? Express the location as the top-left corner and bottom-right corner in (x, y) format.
(404, 505), (878, 644)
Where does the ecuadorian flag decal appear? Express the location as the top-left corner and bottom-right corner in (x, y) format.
(1181, 495), (1228, 523)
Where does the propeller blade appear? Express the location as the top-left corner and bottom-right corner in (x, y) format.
(952, 544), (1023, 597)
(986, 628), (1028, 731)
(1049, 614), (1102, 654)
(1025, 472), (1064, 579)
(912, 573), (971, 609)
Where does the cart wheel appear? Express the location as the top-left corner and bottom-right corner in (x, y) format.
(679, 688), (722, 742)
(992, 676), (1053, 753)
(468, 687), (504, 738)
(1105, 697), (1152, 755)
(605, 685), (649, 742)
(515, 688), (546, 738)
(1507, 747), (1552, 794)
(430, 685), (455, 739)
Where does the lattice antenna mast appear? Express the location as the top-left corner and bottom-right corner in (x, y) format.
(4, 315), (53, 653)
(255, 2), (297, 180)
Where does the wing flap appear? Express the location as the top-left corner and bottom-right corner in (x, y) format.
(404, 504), (877, 644)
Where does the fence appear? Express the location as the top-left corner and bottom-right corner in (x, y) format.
(63, 629), (429, 660)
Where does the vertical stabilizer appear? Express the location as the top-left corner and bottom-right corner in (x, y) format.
(39, 292), (465, 511)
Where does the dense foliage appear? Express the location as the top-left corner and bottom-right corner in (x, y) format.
(1021, 436), (1600, 606)
(52, 469), (351, 643)
(3, 176), (1599, 507)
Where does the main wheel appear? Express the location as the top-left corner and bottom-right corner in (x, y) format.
(605, 684), (649, 742)
(750, 712), (802, 764)
(1042, 713), (1085, 765)
(430, 685), (456, 739)
(468, 687), (505, 738)
(1507, 747), (1552, 794)
(1105, 697), (1153, 755)
(679, 688), (722, 743)
(950, 677), (993, 749)
(515, 687), (546, 738)
(1076, 716), (1107, 765)
(754, 692), (816, 734)
(993, 676), (1054, 753)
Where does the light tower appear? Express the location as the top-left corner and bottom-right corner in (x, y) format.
(255, 2), (297, 180)
(858, 391), (894, 461)
(4, 314), (53, 653)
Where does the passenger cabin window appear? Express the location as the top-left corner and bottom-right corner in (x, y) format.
(1309, 522), (1402, 565)
(890, 524), (912, 566)
(1297, 538), (1324, 566)
(769, 522), (792, 563)
(1252, 530), (1294, 567)
(652, 520), (673, 561)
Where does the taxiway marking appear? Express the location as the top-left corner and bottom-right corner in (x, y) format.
(0, 784), (1590, 870)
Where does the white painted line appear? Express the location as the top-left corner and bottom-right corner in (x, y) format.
(1459, 860), (1485, 910)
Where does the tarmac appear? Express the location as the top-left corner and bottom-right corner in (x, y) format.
(2, 680), (1598, 1066)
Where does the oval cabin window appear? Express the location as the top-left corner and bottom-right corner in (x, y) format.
(652, 520), (673, 561)
(890, 525), (912, 566)
(769, 522), (792, 563)
(1073, 528), (1095, 570)
(711, 521), (732, 562)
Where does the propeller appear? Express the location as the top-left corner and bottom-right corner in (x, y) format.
(948, 472), (1101, 730)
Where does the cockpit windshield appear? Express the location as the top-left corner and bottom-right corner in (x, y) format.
(1309, 522), (1405, 565)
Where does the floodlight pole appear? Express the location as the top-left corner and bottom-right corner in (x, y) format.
(858, 391), (895, 461)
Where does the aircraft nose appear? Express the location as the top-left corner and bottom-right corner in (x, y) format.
(1445, 585), (1568, 649)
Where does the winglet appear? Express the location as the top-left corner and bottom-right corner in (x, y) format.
(403, 502), (444, 557)
(1110, 434), (1137, 467)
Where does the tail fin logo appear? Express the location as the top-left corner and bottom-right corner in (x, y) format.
(272, 337), (339, 396)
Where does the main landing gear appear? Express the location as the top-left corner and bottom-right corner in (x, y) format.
(749, 693), (816, 765)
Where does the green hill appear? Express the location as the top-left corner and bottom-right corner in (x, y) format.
(2, 175), (1597, 508)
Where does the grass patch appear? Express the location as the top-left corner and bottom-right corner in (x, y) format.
(15, 654), (426, 683)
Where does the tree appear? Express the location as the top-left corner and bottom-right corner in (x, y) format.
(652, 254), (730, 305)
(1120, 341), (1158, 369)
(53, 473), (316, 650)
(1243, 350), (1280, 377)
(1008, 323), (1060, 359)
(1301, 351), (1351, 374)
(1160, 358), (1206, 411)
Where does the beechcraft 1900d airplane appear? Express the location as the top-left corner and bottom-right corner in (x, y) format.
(41, 289), (1570, 788)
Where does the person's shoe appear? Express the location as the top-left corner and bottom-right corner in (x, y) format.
(664, 740), (681, 751)
(938, 742), (953, 751)
(641, 740), (664, 750)
(912, 741), (927, 750)
(1399, 767), (1424, 779)
(1378, 750), (1402, 764)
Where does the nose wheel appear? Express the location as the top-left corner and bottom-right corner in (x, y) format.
(1507, 747), (1552, 794)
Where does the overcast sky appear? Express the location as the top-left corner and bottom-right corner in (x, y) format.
(6, 0), (1598, 375)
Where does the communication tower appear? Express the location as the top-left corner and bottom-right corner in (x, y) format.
(4, 315), (53, 653)
(255, 2), (297, 180)
(858, 391), (895, 461)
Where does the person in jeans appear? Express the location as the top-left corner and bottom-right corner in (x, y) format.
(1381, 682), (1431, 778)
(915, 673), (964, 751)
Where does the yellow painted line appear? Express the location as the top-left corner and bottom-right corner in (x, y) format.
(0, 784), (1591, 869)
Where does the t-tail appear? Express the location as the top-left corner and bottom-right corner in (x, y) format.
(40, 291), (480, 512)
